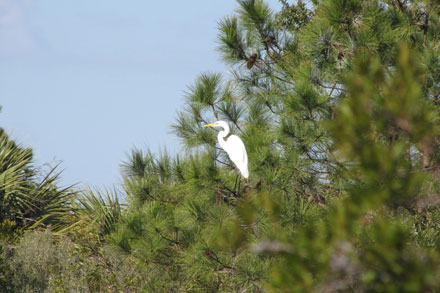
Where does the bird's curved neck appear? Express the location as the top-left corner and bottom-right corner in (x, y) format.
(217, 126), (229, 150)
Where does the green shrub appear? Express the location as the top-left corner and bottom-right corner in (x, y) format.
(1, 230), (150, 292)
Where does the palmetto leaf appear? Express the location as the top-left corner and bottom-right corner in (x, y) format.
(73, 188), (123, 241)
(0, 129), (76, 231)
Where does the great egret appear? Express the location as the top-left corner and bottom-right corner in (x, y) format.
(203, 121), (248, 193)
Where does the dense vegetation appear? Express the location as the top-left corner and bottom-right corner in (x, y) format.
(2, 0), (440, 291)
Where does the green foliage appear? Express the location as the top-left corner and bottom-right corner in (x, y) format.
(1, 230), (148, 292)
(3, 0), (440, 291)
(108, 145), (266, 290)
(0, 129), (76, 234)
(70, 188), (122, 244)
(262, 45), (440, 291)
(276, 0), (314, 31)
(113, 0), (440, 291)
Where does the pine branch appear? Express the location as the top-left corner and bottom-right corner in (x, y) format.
(316, 81), (345, 92)
(210, 103), (219, 120)
(154, 228), (181, 246)
(253, 62), (294, 85)
(205, 249), (235, 271)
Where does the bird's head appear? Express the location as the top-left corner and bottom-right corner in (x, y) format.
(203, 120), (230, 133)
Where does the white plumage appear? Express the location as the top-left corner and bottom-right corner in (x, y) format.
(203, 120), (249, 178)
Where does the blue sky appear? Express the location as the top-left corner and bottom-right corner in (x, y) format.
(0, 0), (281, 188)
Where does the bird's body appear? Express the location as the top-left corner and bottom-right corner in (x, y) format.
(203, 121), (248, 179)
(218, 133), (249, 179)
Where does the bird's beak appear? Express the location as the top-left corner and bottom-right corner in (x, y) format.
(203, 122), (218, 128)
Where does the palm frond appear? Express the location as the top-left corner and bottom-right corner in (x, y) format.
(73, 188), (123, 241)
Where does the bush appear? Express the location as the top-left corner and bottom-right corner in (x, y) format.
(1, 230), (150, 292)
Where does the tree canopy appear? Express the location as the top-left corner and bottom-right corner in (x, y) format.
(2, 0), (440, 291)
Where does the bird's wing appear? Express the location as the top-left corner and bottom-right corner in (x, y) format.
(225, 135), (249, 178)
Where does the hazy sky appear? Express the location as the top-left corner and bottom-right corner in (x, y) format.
(0, 0), (281, 188)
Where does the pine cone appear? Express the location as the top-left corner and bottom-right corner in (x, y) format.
(247, 53), (258, 69)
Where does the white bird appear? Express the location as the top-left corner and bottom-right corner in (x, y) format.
(203, 120), (249, 179)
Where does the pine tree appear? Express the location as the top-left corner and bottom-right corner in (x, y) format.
(107, 0), (440, 291)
